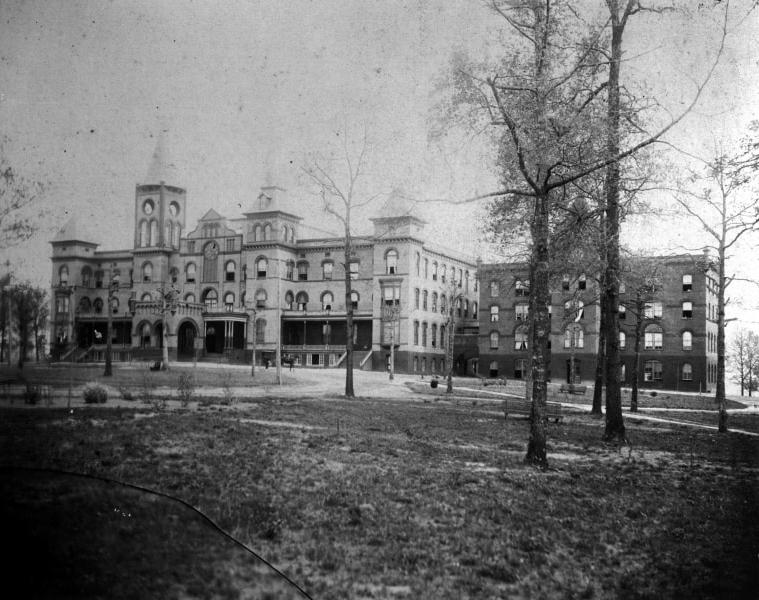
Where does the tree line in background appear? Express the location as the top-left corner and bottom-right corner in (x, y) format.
(0, 282), (49, 370)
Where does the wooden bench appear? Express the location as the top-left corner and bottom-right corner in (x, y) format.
(504, 398), (563, 423)
(559, 384), (587, 395)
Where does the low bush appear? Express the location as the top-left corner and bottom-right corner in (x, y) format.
(177, 373), (195, 408)
(82, 383), (108, 404)
(24, 384), (41, 405)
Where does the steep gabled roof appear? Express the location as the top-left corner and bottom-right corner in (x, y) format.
(199, 208), (224, 221)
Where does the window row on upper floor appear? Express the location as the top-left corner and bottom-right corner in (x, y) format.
(412, 320), (448, 349)
(412, 252), (476, 291)
(414, 288), (477, 318)
(138, 220), (181, 249)
(248, 222), (297, 243)
(488, 279), (530, 298)
(618, 301), (696, 320)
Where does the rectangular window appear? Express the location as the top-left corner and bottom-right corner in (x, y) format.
(619, 305), (626, 320)
(490, 306), (499, 322)
(298, 263), (308, 281)
(515, 304), (528, 321)
(644, 360), (663, 382)
(225, 238), (235, 252)
(286, 262), (294, 280)
(187, 241), (195, 253)
(431, 324), (437, 348)
(413, 321), (419, 345)
(682, 274), (693, 292)
(644, 331), (663, 350)
(682, 301), (693, 319)
(490, 331), (499, 349)
(323, 262), (333, 280)
(421, 323), (427, 347)
(644, 302), (663, 319)
(490, 281), (499, 297)
(514, 332), (528, 350)
(349, 262), (359, 280)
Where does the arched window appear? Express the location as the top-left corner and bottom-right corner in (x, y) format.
(472, 301), (478, 316)
(424, 258), (428, 278)
(256, 257), (268, 279)
(290, 227), (296, 242)
(140, 323), (151, 348)
(93, 298), (103, 314)
(431, 324), (438, 348)
(619, 331), (626, 349)
(386, 249), (398, 274)
(682, 274), (693, 292)
(81, 266), (92, 287)
(432, 261), (438, 281)
(139, 220), (148, 247)
(564, 325), (584, 349)
(578, 274), (587, 290)
(431, 292), (438, 312)
(514, 327), (528, 350)
(441, 264), (447, 283)
(440, 324), (446, 348)
(165, 222), (172, 247)
(682, 331), (693, 350)
(440, 294), (447, 314)
(255, 289), (267, 308)
(110, 297), (119, 314)
(413, 320), (419, 345)
(422, 290), (428, 311)
(682, 363), (693, 381)
(463, 299), (469, 318)
(350, 291), (359, 310)
(203, 288), (218, 310)
(225, 261), (236, 282)
(79, 297), (91, 312)
(644, 324), (663, 350)
(186, 262), (196, 283)
(284, 291), (294, 310)
(322, 292), (334, 310)
(490, 331), (499, 349)
(490, 281), (499, 297)
(285, 260), (295, 280)
(142, 262), (153, 283)
(489, 360), (499, 377)
(322, 261), (333, 280)
(184, 293), (195, 303)
(59, 265), (69, 286)
(465, 270), (470, 292)
(253, 224), (262, 241)
(282, 225), (289, 241)
(263, 223), (272, 240)
(140, 293), (152, 301)
(256, 318), (266, 343)
(94, 270), (104, 288)
(296, 292), (308, 311)
(415, 252), (420, 276)
(172, 224), (181, 248)
(224, 292), (235, 310)
(421, 322), (428, 346)
(150, 220), (158, 247)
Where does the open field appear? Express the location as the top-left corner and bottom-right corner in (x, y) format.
(1, 383), (757, 599)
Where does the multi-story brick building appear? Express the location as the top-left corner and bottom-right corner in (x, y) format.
(477, 253), (718, 392)
(49, 146), (479, 373)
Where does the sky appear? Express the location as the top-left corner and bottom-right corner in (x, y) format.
(1, 0), (757, 326)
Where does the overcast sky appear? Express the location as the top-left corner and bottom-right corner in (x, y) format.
(2, 0), (757, 323)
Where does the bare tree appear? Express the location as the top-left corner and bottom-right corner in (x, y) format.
(1, 137), (45, 249)
(729, 329), (759, 396)
(303, 128), (382, 399)
(670, 138), (759, 431)
(9, 283), (48, 370)
(435, 0), (731, 464)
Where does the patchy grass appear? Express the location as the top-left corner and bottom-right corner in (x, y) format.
(0, 399), (757, 599)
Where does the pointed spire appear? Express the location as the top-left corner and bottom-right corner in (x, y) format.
(145, 129), (178, 184)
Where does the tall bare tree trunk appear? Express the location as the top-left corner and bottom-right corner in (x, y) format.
(343, 214), (355, 398)
(525, 194), (551, 468)
(716, 240), (727, 431)
(602, 3), (626, 442)
(631, 293), (643, 413)
(592, 288), (606, 415)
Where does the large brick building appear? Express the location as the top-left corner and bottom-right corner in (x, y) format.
(49, 144), (479, 373)
(478, 254), (719, 392)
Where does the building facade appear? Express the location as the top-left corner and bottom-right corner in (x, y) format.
(49, 150), (479, 373)
(478, 254), (718, 392)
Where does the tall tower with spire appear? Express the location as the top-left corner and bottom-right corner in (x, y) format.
(133, 131), (186, 251)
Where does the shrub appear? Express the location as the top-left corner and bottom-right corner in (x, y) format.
(24, 384), (41, 405)
(177, 373), (195, 408)
(118, 385), (135, 401)
(83, 383), (108, 404)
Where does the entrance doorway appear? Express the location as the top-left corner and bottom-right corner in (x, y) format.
(566, 359), (581, 384)
(178, 321), (197, 358)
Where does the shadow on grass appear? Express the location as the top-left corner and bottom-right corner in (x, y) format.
(0, 467), (310, 600)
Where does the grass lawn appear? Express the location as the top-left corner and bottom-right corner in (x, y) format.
(1, 394), (757, 599)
